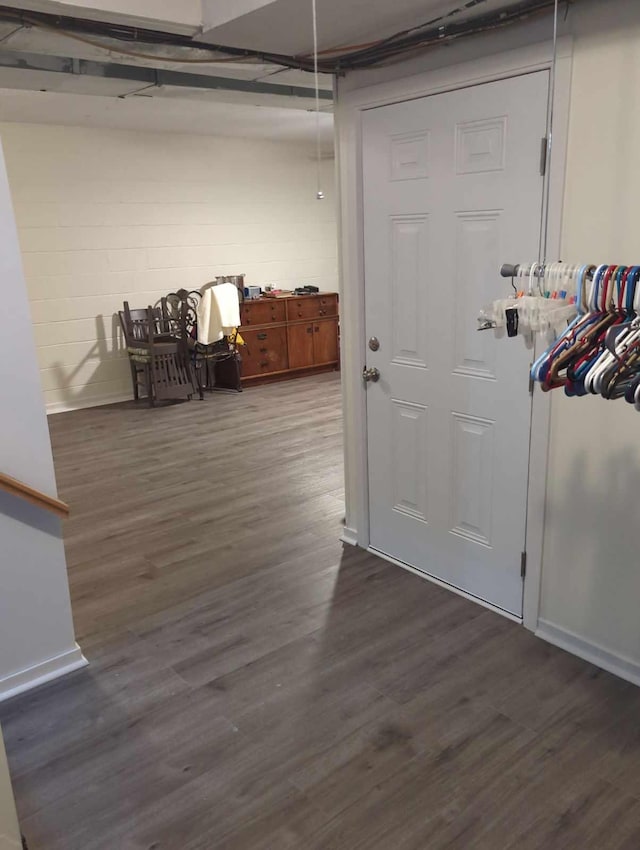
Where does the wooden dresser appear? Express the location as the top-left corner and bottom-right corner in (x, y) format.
(239, 292), (339, 384)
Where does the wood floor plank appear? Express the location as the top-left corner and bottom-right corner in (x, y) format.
(2, 373), (640, 849)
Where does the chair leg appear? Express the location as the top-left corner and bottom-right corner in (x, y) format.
(129, 361), (139, 401)
(146, 364), (154, 407)
(197, 362), (204, 400)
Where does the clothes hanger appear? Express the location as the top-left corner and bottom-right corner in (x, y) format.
(600, 269), (640, 399)
(530, 264), (592, 383)
(581, 267), (629, 392)
(538, 265), (604, 391)
(566, 265), (628, 396)
(545, 263), (620, 391)
(584, 266), (640, 395)
(512, 255), (640, 411)
(515, 262), (575, 355)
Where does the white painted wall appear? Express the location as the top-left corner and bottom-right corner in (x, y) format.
(0, 726), (20, 849)
(337, 0), (640, 680)
(0, 139), (84, 703)
(539, 0), (640, 667)
(0, 124), (338, 413)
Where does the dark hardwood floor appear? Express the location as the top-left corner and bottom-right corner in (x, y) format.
(3, 372), (640, 849)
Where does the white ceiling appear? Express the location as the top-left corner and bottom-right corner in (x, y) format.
(0, 22), (333, 91)
(0, 0), (526, 68)
(4, 1), (203, 34)
(0, 13), (333, 144)
(0, 87), (335, 145)
(0, 0), (528, 144)
(198, 0), (524, 55)
(10, 0), (520, 49)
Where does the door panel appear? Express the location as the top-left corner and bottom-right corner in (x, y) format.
(450, 412), (495, 547)
(390, 215), (429, 368)
(363, 72), (548, 616)
(287, 323), (314, 369)
(391, 399), (429, 522)
(313, 319), (339, 365)
(452, 211), (500, 380)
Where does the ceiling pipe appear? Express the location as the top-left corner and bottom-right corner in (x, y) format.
(0, 48), (333, 99)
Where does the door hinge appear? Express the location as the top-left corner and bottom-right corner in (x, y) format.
(529, 373), (535, 395)
(540, 137), (548, 177)
(520, 551), (527, 579)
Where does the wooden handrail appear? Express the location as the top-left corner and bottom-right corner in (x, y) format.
(0, 472), (70, 519)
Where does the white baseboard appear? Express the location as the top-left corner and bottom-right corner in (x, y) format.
(47, 392), (130, 415)
(340, 526), (359, 546)
(536, 620), (640, 688)
(0, 644), (88, 703)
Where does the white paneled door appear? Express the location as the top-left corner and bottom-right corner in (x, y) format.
(362, 72), (548, 616)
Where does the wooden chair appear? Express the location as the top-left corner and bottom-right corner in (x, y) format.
(199, 277), (244, 393)
(162, 289), (242, 397)
(119, 302), (196, 406)
(118, 305), (160, 401)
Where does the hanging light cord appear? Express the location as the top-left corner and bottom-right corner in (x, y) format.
(538, 0), (560, 268)
(312, 0), (324, 200)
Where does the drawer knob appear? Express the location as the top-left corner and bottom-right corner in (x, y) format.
(260, 347), (267, 353)
(257, 332), (268, 340)
(260, 360), (269, 367)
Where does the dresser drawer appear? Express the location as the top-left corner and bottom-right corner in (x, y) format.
(241, 327), (288, 376)
(240, 300), (286, 326)
(286, 294), (338, 322)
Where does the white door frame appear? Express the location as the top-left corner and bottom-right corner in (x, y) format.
(335, 37), (573, 630)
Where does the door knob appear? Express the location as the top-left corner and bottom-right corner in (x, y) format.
(362, 366), (380, 383)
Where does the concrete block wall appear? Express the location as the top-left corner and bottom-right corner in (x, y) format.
(0, 123), (337, 412)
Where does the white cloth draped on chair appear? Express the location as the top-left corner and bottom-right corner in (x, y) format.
(196, 283), (241, 345)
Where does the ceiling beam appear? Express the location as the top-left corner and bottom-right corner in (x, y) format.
(0, 49), (332, 99)
(0, 1), (201, 35)
(200, 0), (277, 34)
